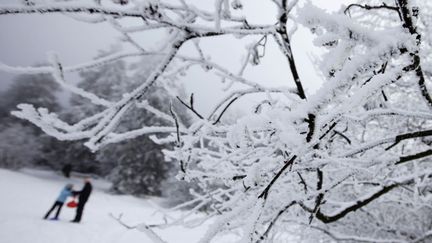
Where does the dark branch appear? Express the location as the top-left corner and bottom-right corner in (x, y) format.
(276, 2), (318, 144)
(176, 95), (204, 120)
(397, 0), (432, 108)
(169, 103), (181, 144)
(344, 3), (399, 15)
(309, 168), (324, 224)
(169, 104), (186, 174)
(313, 183), (399, 223)
(385, 129), (432, 150)
(396, 149), (432, 165)
(258, 155), (297, 199)
(232, 175), (247, 181)
(306, 114), (316, 143)
(346, 129), (432, 157)
(212, 97), (238, 125)
(296, 172), (308, 194)
(277, 1), (306, 100)
(0, 5), (143, 17)
(318, 122), (337, 141)
(333, 130), (352, 144)
(258, 202), (296, 242)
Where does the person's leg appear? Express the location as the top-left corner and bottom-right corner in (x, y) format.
(72, 201), (85, 222)
(54, 202), (63, 219)
(44, 201), (57, 219)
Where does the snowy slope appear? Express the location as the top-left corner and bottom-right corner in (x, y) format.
(0, 168), (218, 243)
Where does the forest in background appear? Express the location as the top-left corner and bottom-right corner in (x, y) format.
(0, 57), (195, 204)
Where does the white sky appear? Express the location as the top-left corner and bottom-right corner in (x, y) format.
(0, 0), (351, 114)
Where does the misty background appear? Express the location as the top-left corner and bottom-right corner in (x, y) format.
(0, 0), (350, 113)
(0, 0), (349, 201)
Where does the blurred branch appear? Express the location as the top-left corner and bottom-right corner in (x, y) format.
(344, 3), (399, 16)
(176, 94), (204, 120)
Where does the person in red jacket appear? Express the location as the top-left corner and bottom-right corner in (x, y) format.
(71, 178), (92, 223)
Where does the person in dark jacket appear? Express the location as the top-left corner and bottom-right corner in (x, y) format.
(61, 164), (72, 178)
(44, 184), (73, 220)
(71, 178), (92, 223)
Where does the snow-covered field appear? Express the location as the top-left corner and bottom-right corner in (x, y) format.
(0, 168), (217, 243)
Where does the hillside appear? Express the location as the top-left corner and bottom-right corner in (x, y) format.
(0, 168), (213, 243)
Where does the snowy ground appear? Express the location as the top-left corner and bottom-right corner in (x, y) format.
(0, 168), (229, 243)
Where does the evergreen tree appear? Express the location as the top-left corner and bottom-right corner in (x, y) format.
(0, 72), (60, 169)
(0, 72), (60, 124)
(71, 56), (185, 196)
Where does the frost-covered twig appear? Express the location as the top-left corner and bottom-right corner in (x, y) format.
(109, 213), (167, 243)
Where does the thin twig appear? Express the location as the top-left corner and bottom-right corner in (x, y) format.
(176, 95), (204, 119)
(344, 3), (399, 15)
(212, 96), (238, 125)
